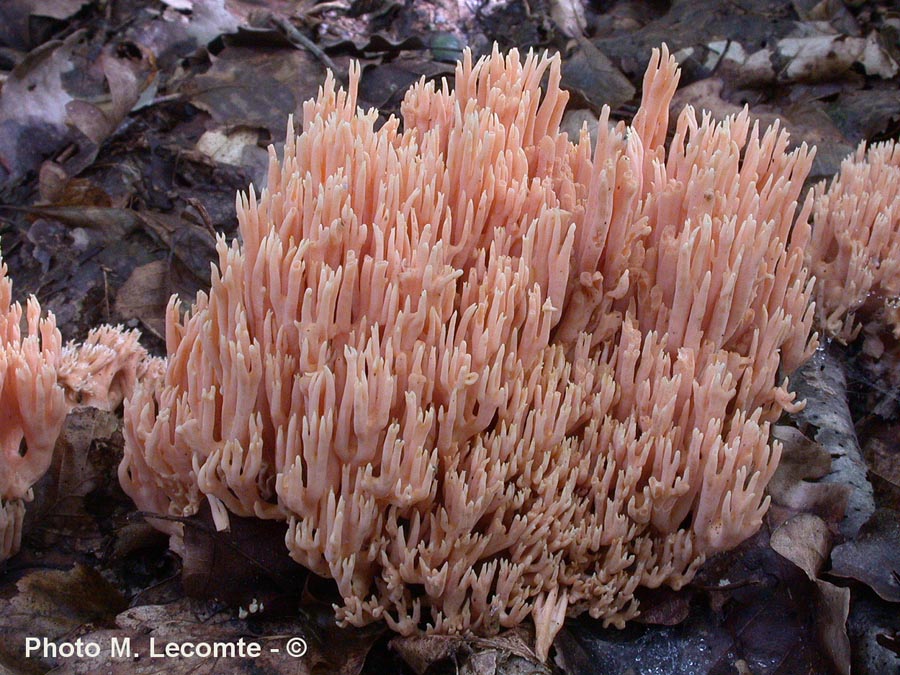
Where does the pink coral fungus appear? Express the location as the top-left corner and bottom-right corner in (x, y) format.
(59, 324), (165, 411)
(0, 255), (163, 563)
(119, 46), (817, 657)
(808, 139), (900, 344)
(0, 257), (66, 562)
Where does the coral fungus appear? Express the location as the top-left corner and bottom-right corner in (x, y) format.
(0, 257), (66, 562)
(808, 139), (900, 345)
(0, 254), (163, 563)
(119, 45), (817, 657)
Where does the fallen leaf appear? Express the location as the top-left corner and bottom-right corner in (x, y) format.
(114, 260), (170, 339)
(358, 57), (453, 111)
(0, 0), (91, 51)
(0, 31), (157, 191)
(814, 580), (851, 675)
(830, 509), (900, 602)
(391, 631), (545, 675)
(0, 565), (126, 674)
(124, 0), (240, 69)
(825, 88), (900, 141)
(390, 634), (460, 675)
(179, 503), (305, 616)
(176, 45), (324, 135)
(633, 587), (693, 626)
(550, 0), (587, 38)
(54, 598), (324, 674)
(776, 32), (899, 81)
(770, 513), (833, 580)
(23, 408), (122, 561)
(195, 127), (265, 168)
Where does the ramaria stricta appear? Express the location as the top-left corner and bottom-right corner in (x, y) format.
(118, 45), (818, 658)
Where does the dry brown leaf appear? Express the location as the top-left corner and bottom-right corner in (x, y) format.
(770, 513), (833, 580)
(0, 0), (91, 51)
(633, 587), (693, 627)
(865, 432), (900, 493)
(23, 408), (122, 560)
(179, 504), (304, 615)
(176, 45), (324, 135)
(124, 0), (240, 69)
(0, 31), (157, 189)
(0, 565), (126, 674)
(114, 260), (170, 339)
(391, 631), (546, 675)
(55, 599), (328, 675)
(830, 509), (900, 602)
(815, 579), (851, 675)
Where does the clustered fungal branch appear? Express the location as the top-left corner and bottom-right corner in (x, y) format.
(118, 46), (819, 658)
(0, 258), (162, 562)
(807, 140), (900, 349)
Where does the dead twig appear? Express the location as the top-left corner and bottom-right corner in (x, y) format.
(267, 14), (347, 84)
